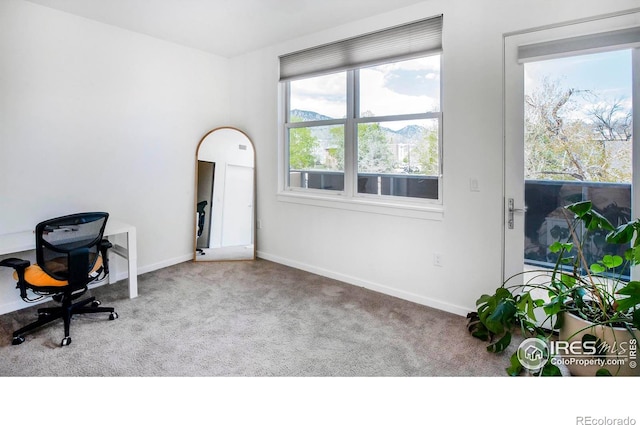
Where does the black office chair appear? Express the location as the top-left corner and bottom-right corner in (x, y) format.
(196, 200), (208, 255)
(0, 212), (118, 347)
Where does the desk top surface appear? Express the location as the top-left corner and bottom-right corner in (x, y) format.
(0, 219), (135, 255)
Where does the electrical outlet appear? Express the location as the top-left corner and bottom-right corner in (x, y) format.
(433, 253), (443, 267)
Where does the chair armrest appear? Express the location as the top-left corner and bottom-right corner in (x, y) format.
(99, 239), (113, 251)
(0, 258), (31, 298)
(0, 258), (31, 270)
(99, 239), (112, 275)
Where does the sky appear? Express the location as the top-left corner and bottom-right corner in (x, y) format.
(289, 55), (441, 125)
(289, 48), (633, 130)
(524, 48), (633, 119)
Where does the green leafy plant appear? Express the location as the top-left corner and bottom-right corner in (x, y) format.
(467, 200), (640, 376)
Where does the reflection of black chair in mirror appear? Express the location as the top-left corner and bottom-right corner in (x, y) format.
(196, 201), (208, 255)
(0, 212), (118, 347)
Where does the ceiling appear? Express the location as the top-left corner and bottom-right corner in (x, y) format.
(24, 0), (429, 57)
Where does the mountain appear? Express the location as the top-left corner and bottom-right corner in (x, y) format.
(291, 109), (333, 122)
(392, 125), (427, 140)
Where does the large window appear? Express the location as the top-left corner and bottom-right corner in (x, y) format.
(280, 16), (443, 204)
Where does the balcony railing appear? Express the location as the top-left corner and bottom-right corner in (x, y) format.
(290, 170), (439, 199)
(524, 179), (631, 280)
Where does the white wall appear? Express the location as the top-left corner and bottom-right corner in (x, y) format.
(0, 0), (230, 278)
(229, 0), (640, 315)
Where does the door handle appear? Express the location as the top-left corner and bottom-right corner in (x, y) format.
(507, 198), (527, 229)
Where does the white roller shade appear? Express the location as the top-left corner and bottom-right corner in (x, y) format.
(279, 15), (443, 81)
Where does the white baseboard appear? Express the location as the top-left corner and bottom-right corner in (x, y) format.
(136, 253), (193, 276)
(0, 254), (193, 315)
(256, 250), (470, 317)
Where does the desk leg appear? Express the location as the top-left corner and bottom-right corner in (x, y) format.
(107, 239), (120, 285)
(127, 227), (138, 298)
(106, 230), (138, 299)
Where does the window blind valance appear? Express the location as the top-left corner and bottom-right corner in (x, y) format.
(279, 15), (443, 81)
(518, 26), (640, 63)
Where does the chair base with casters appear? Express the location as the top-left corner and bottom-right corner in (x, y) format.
(0, 212), (119, 347)
(10, 288), (118, 347)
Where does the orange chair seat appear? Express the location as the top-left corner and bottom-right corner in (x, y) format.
(13, 255), (103, 287)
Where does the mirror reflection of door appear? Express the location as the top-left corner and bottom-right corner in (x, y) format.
(222, 164), (253, 247)
(195, 127), (255, 261)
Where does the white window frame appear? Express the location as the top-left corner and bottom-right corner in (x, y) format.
(278, 55), (444, 221)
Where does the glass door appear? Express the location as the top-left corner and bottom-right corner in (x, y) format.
(504, 13), (640, 288)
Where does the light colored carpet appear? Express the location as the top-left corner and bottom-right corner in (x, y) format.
(0, 259), (513, 377)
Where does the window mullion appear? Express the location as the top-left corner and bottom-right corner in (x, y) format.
(286, 118), (346, 129)
(283, 82), (291, 190)
(344, 70), (357, 198)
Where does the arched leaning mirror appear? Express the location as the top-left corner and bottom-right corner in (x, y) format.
(195, 127), (255, 261)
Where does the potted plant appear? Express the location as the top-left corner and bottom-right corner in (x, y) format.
(467, 201), (640, 376)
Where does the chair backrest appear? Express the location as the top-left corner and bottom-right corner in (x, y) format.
(35, 212), (109, 286)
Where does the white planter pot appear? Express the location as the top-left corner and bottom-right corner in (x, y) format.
(558, 312), (639, 376)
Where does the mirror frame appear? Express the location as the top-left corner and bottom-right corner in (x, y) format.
(194, 126), (256, 261)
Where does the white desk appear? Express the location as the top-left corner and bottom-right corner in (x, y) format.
(0, 218), (137, 313)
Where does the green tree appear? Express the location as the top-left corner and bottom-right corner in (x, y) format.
(289, 124), (319, 170)
(525, 77), (632, 183)
(328, 126), (345, 170)
(328, 118), (395, 173)
(413, 128), (439, 175)
(357, 120), (394, 173)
